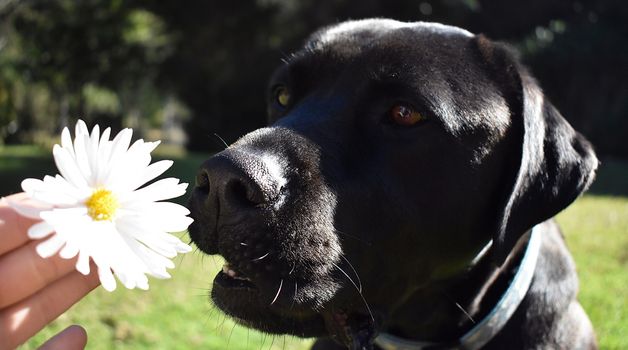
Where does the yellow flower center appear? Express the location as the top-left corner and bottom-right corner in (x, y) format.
(86, 189), (119, 221)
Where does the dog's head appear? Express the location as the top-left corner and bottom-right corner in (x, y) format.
(187, 19), (597, 346)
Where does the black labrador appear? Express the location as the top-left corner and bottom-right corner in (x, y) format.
(187, 19), (598, 349)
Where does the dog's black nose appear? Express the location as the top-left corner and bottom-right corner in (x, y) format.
(197, 151), (282, 211)
(188, 149), (286, 252)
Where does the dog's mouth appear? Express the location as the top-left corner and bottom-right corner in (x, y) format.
(211, 255), (379, 347)
(216, 262), (257, 290)
(210, 257), (331, 337)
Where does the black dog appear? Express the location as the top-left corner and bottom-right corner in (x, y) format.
(187, 19), (598, 349)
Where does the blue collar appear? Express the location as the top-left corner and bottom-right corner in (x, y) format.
(374, 226), (541, 350)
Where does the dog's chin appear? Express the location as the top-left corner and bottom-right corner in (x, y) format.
(211, 270), (379, 349)
(210, 272), (328, 337)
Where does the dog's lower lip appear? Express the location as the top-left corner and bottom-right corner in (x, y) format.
(215, 268), (257, 290)
(221, 263), (252, 281)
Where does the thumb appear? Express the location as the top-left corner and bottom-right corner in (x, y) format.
(38, 325), (87, 350)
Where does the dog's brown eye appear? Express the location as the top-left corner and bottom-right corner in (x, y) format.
(390, 104), (425, 126)
(274, 86), (291, 108)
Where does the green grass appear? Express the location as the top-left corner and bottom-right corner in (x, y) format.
(1, 145), (626, 349)
(21, 254), (312, 350)
(0, 145), (56, 197)
(556, 196), (628, 349)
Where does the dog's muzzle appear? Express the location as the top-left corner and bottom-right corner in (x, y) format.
(188, 147), (286, 255)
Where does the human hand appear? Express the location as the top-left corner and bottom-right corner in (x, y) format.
(0, 193), (100, 349)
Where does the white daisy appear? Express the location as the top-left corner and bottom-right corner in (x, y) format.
(5, 120), (193, 291)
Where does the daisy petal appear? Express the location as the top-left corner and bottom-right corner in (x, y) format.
(158, 216), (194, 233)
(87, 124), (101, 184)
(76, 119), (89, 136)
(100, 128), (133, 185)
(31, 189), (78, 206)
(40, 207), (89, 222)
(100, 127), (111, 145)
(137, 279), (150, 290)
(122, 236), (174, 278)
(136, 235), (178, 258)
(116, 221), (178, 258)
(61, 127), (75, 158)
(89, 124), (101, 146)
(23, 177), (78, 205)
(175, 241), (193, 253)
(48, 175), (87, 200)
(21, 178), (44, 196)
(143, 141), (160, 154)
(106, 140), (153, 192)
(76, 251), (91, 275)
(5, 198), (50, 219)
(109, 128), (133, 163)
(52, 145), (88, 189)
(150, 201), (191, 217)
(130, 178), (188, 202)
(133, 160), (173, 190)
(145, 215), (194, 232)
(116, 270), (134, 289)
(137, 247), (175, 271)
(73, 123), (92, 181)
(27, 221), (55, 239)
(98, 266), (117, 292)
(59, 241), (80, 259)
(36, 234), (66, 258)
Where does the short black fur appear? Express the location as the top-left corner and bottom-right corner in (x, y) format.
(187, 19), (598, 349)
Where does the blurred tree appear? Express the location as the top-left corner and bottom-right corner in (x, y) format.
(1, 0), (173, 141)
(141, 0), (627, 157)
(520, 1), (628, 163)
(141, 0), (285, 151)
(0, 0), (625, 156)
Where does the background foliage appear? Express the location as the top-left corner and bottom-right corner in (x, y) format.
(0, 0), (626, 156)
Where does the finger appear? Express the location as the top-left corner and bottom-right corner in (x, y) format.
(0, 267), (100, 349)
(38, 325), (88, 350)
(0, 193), (43, 256)
(0, 240), (77, 308)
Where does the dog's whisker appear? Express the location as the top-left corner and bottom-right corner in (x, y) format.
(260, 333), (266, 350)
(227, 322), (237, 348)
(240, 242), (248, 246)
(340, 254), (363, 293)
(269, 334), (276, 350)
(332, 262), (359, 294)
(332, 262), (375, 322)
(270, 278), (284, 305)
(213, 132), (230, 149)
(288, 262), (296, 275)
(252, 252), (271, 262)
(454, 301), (476, 324)
(215, 313), (227, 335)
(334, 228), (372, 246)
(192, 246), (202, 256)
(441, 291), (477, 325)
(291, 281), (298, 309)
(328, 245), (364, 293)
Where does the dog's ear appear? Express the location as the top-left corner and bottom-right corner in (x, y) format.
(472, 35), (599, 265)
